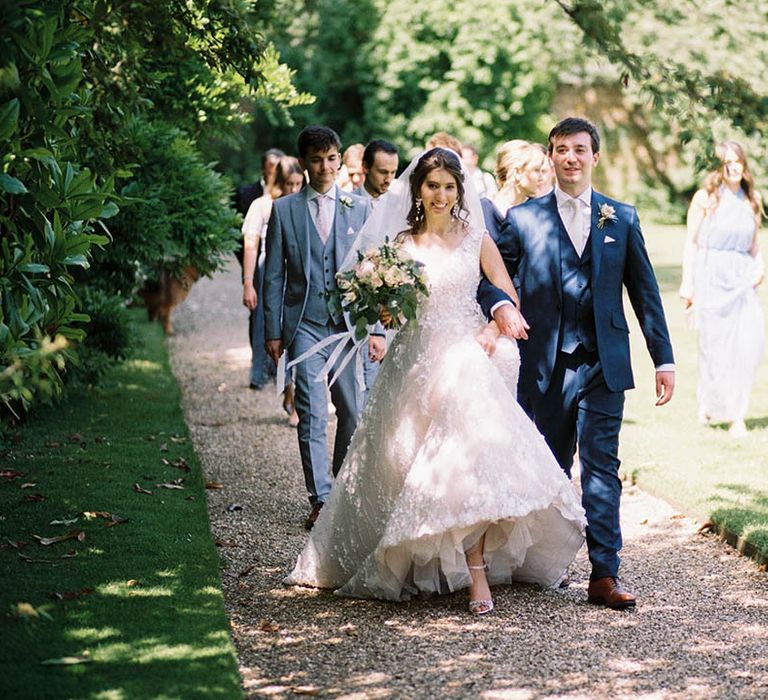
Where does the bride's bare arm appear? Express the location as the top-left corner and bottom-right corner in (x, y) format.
(479, 233), (529, 340)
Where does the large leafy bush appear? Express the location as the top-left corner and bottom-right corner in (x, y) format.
(0, 2), (115, 417)
(90, 119), (240, 297)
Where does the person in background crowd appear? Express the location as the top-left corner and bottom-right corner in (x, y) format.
(357, 139), (399, 204)
(353, 139), (400, 397)
(242, 157), (304, 430)
(481, 140), (549, 240)
(461, 142), (498, 199)
(426, 131), (463, 154)
(679, 140), (765, 438)
(532, 143), (555, 196)
(234, 149), (285, 263)
(338, 143), (365, 192)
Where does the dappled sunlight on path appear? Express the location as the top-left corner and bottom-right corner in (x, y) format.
(168, 260), (768, 699)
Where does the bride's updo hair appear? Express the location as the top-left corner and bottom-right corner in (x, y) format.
(406, 147), (468, 232)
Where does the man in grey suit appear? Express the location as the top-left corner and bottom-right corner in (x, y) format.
(263, 126), (384, 529)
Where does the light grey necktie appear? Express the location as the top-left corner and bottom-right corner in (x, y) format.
(313, 195), (331, 243)
(562, 198), (586, 256)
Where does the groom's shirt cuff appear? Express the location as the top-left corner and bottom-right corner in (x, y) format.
(490, 299), (516, 315)
(655, 364), (675, 372)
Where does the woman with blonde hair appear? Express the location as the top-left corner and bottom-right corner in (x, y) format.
(680, 140), (765, 438)
(481, 139), (549, 240)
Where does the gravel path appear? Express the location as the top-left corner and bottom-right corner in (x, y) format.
(168, 261), (768, 700)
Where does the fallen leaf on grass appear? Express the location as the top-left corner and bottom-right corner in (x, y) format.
(1, 470), (25, 480)
(21, 482), (38, 489)
(133, 483), (153, 495)
(205, 480), (224, 490)
(61, 549), (78, 558)
(94, 436), (107, 443)
(162, 457), (190, 472)
(18, 553), (64, 565)
(80, 511), (128, 527)
(44, 442), (62, 448)
(156, 478), (184, 490)
(4, 539), (29, 550)
(50, 517), (79, 526)
(184, 495), (195, 501)
(40, 654), (91, 665)
(11, 602), (53, 621)
(159, 442), (169, 452)
(259, 619), (279, 633)
(126, 579), (140, 587)
(33, 529), (85, 546)
(81, 511), (110, 519)
(49, 588), (94, 601)
(169, 435), (187, 444)
(67, 433), (85, 444)
(23, 493), (46, 502)
(104, 515), (129, 528)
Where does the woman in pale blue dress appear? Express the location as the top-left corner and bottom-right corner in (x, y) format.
(680, 141), (765, 437)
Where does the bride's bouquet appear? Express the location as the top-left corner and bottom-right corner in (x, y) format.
(329, 239), (429, 340)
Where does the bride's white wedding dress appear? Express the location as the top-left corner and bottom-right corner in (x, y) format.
(285, 227), (585, 600)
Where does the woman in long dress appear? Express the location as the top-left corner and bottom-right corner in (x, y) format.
(285, 148), (585, 614)
(680, 141), (765, 438)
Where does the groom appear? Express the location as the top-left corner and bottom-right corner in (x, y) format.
(479, 117), (675, 609)
(263, 125), (383, 530)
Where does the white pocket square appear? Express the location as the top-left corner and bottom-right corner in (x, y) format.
(604, 235), (616, 243)
(347, 227), (356, 236)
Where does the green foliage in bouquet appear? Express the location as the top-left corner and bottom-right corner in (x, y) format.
(328, 239), (429, 341)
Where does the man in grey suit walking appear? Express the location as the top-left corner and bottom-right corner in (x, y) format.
(263, 126), (383, 529)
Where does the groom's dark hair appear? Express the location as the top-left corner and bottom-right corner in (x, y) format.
(548, 117), (600, 154)
(297, 126), (342, 159)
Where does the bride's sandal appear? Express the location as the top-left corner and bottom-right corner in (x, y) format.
(468, 564), (494, 616)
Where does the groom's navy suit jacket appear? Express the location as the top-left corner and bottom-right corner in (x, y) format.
(479, 190), (674, 400)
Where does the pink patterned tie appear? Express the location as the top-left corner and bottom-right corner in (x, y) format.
(314, 195), (331, 243)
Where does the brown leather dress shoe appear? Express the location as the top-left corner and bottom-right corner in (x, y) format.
(304, 503), (323, 530)
(587, 577), (636, 609)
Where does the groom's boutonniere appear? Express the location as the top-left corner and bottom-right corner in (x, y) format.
(597, 203), (617, 229)
(339, 195), (354, 210)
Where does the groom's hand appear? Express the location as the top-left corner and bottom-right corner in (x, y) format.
(655, 370), (675, 406)
(493, 304), (530, 340)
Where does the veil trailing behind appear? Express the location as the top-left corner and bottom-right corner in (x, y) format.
(285, 149), (586, 602)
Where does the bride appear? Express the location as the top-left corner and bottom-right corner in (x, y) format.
(285, 148), (585, 615)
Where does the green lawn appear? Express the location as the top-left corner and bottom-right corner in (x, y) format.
(0, 314), (243, 699)
(621, 223), (768, 564)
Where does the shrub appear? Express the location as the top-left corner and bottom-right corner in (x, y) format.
(90, 119), (241, 298)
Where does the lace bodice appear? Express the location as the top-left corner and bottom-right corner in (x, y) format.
(400, 226), (487, 335)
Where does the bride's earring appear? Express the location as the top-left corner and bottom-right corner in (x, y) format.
(415, 198), (423, 220)
(451, 203), (459, 218)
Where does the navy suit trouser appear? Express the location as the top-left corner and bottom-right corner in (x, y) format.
(524, 346), (625, 580)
